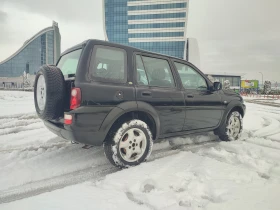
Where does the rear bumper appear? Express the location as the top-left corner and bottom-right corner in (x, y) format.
(44, 120), (105, 146)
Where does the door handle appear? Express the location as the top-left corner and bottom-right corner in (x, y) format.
(141, 91), (152, 97)
(187, 94), (194, 98)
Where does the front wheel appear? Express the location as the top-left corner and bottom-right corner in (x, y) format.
(104, 120), (153, 168)
(219, 111), (243, 141)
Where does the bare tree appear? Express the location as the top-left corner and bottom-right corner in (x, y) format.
(263, 81), (272, 94)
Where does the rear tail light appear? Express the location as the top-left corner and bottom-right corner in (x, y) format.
(64, 114), (73, 125)
(70, 88), (81, 110)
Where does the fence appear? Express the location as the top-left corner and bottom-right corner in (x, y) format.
(240, 93), (280, 100)
(0, 82), (34, 91)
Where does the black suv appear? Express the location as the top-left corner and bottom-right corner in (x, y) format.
(34, 39), (246, 168)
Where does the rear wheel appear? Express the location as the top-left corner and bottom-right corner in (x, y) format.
(219, 111), (243, 141)
(104, 120), (153, 168)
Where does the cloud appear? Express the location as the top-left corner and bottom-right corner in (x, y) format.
(0, 2), (105, 62)
(3, 0), (103, 24)
(187, 0), (280, 81)
(0, 0), (279, 81)
(0, 10), (7, 23)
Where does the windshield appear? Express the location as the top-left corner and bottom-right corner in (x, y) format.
(57, 49), (82, 75)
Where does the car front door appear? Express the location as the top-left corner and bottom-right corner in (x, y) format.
(173, 61), (223, 130)
(134, 54), (185, 135)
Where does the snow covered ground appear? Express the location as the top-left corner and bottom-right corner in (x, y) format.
(243, 96), (280, 107)
(0, 90), (280, 210)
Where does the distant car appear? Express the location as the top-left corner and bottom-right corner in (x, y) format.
(34, 40), (246, 168)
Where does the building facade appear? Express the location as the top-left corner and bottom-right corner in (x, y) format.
(206, 73), (243, 91)
(0, 21), (61, 77)
(103, 0), (194, 60)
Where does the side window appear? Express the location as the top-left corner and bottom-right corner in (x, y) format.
(174, 62), (207, 90)
(136, 55), (149, 86)
(91, 45), (126, 83)
(142, 56), (175, 88)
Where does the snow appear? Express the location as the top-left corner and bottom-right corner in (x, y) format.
(243, 96), (280, 106)
(1, 90), (280, 209)
(0, 91), (34, 116)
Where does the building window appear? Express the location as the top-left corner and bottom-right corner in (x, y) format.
(233, 77), (240, 86)
(129, 32), (184, 38)
(128, 13), (186, 20)
(128, 22), (185, 29)
(128, 3), (187, 11)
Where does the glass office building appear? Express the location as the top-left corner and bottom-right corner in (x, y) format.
(103, 0), (191, 60)
(0, 21), (61, 77)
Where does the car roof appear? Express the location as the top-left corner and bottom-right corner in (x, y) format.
(61, 39), (184, 61)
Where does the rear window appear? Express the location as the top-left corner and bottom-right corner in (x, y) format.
(57, 49), (82, 76)
(90, 45), (127, 83)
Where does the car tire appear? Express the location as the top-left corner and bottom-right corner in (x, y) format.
(104, 120), (153, 168)
(219, 111), (243, 141)
(34, 65), (65, 120)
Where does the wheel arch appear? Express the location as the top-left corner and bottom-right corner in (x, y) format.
(224, 101), (245, 120)
(215, 101), (245, 135)
(100, 101), (160, 142)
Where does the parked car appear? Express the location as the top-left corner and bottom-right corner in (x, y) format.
(34, 40), (246, 168)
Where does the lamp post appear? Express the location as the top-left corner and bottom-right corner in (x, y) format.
(259, 72), (263, 87)
(259, 72), (264, 94)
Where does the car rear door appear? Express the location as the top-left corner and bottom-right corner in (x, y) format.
(173, 61), (223, 130)
(77, 44), (135, 131)
(134, 53), (185, 135)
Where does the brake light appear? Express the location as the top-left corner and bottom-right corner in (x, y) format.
(64, 114), (73, 125)
(70, 88), (81, 110)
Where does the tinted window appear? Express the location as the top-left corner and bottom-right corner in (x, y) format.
(57, 49), (82, 76)
(142, 56), (175, 88)
(91, 46), (126, 83)
(174, 62), (207, 90)
(136, 55), (149, 86)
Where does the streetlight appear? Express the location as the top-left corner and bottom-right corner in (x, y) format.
(259, 72), (263, 87)
(258, 72), (264, 94)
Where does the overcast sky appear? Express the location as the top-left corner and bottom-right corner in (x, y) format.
(0, 0), (279, 82)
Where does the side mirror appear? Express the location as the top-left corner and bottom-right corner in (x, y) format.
(213, 82), (222, 91)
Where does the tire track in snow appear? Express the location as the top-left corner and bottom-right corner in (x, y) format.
(252, 117), (280, 138)
(0, 123), (45, 136)
(0, 140), (219, 204)
(0, 165), (118, 204)
(245, 137), (280, 150)
(0, 119), (41, 130)
(195, 141), (280, 180)
(0, 114), (43, 136)
(0, 141), (69, 153)
(0, 113), (37, 121)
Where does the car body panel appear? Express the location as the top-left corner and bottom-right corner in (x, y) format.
(43, 39), (245, 146)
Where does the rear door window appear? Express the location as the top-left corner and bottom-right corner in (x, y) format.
(141, 56), (175, 88)
(90, 45), (127, 83)
(57, 49), (82, 76)
(136, 55), (149, 86)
